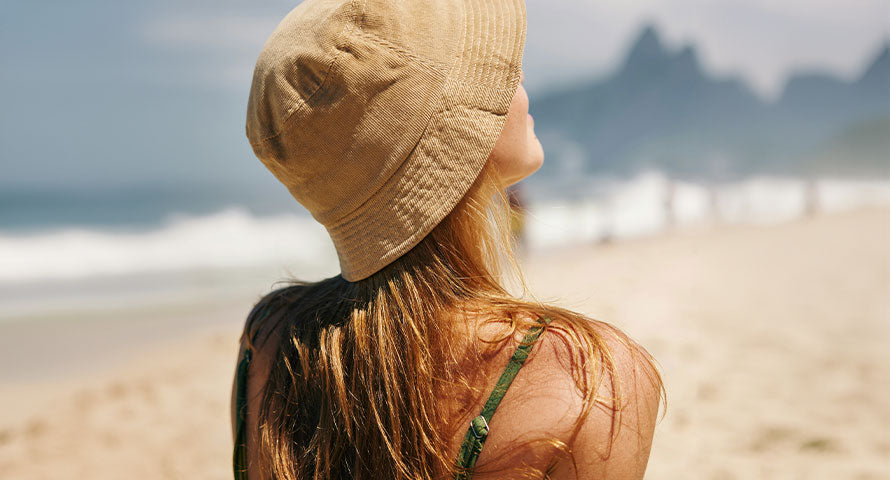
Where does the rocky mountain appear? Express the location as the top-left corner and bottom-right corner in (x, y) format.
(530, 25), (890, 180)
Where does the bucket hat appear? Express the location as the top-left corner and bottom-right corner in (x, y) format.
(246, 0), (527, 281)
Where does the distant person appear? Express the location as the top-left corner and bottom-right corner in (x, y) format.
(708, 182), (723, 224)
(803, 178), (820, 218)
(507, 184), (527, 253)
(662, 177), (676, 230)
(232, 1), (663, 479)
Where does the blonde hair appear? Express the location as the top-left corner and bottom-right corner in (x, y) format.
(243, 160), (664, 479)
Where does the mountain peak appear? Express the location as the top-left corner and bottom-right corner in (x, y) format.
(858, 42), (889, 87)
(675, 45), (700, 68)
(635, 24), (663, 47)
(624, 24), (669, 68)
(619, 26), (706, 82)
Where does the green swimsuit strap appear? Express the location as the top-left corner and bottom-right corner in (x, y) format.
(233, 301), (275, 480)
(233, 348), (252, 480)
(454, 316), (553, 480)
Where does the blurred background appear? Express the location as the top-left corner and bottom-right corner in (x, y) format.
(1, 0), (888, 478)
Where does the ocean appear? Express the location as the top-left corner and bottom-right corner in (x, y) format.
(2, 172), (889, 321)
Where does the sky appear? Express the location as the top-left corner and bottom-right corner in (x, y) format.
(119, 0), (889, 97)
(524, 0), (889, 98)
(1, 0), (888, 193)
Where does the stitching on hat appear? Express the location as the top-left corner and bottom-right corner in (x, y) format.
(354, 0), (367, 32)
(250, 3), (362, 147)
(326, 82), (452, 237)
(326, 96), (443, 232)
(337, 101), (489, 279)
(354, 30), (449, 76)
(349, 0), (447, 77)
(339, 102), (475, 252)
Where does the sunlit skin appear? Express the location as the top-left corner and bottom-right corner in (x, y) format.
(488, 70), (544, 187)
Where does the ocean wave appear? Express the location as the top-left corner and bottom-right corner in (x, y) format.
(0, 208), (339, 284)
(2, 175), (888, 284)
(524, 173), (890, 249)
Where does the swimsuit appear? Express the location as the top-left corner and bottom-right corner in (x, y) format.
(232, 303), (550, 480)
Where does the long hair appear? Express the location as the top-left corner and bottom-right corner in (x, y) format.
(243, 160), (664, 479)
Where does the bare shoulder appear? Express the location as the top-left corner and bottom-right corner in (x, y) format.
(486, 321), (662, 480)
(535, 317), (663, 480)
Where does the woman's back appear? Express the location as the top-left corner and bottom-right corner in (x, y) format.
(231, 286), (661, 480)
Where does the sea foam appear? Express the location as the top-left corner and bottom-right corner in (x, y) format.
(0, 208), (338, 284)
(524, 173), (890, 250)
(2, 174), (888, 284)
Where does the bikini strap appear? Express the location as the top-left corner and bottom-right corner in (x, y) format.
(233, 300), (276, 480)
(454, 316), (553, 479)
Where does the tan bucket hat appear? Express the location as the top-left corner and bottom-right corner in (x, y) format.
(246, 0), (527, 281)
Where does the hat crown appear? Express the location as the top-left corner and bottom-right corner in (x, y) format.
(246, 0), (526, 281)
(247, 0), (460, 224)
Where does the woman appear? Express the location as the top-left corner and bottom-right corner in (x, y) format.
(232, 0), (663, 479)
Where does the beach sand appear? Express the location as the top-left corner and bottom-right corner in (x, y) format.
(1, 208), (888, 479)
